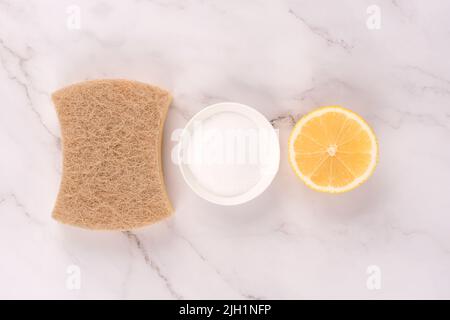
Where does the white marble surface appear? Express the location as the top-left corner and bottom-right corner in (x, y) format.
(1, 0), (450, 299)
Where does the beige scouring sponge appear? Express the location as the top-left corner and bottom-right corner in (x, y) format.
(52, 79), (173, 230)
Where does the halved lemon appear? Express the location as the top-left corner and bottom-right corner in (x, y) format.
(288, 106), (378, 193)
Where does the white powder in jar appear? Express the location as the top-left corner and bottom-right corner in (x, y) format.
(186, 112), (262, 197)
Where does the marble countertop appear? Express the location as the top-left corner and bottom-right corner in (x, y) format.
(1, 0), (450, 299)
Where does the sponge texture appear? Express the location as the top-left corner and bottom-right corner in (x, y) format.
(52, 79), (172, 230)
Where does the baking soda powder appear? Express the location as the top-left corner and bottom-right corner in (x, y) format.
(184, 112), (271, 197)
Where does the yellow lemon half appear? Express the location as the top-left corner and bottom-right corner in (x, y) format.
(288, 106), (378, 193)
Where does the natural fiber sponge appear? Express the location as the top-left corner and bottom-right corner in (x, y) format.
(52, 79), (173, 230)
